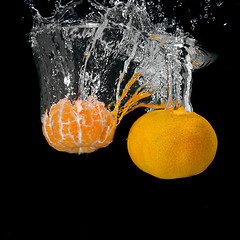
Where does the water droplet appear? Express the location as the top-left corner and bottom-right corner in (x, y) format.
(29, 0), (216, 116)
(216, 1), (224, 7)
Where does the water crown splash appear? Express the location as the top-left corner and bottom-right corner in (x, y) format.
(28, 0), (214, 153)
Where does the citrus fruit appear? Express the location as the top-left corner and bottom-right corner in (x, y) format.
(127, 107), (218, 179)
(42, 97), (115, 154)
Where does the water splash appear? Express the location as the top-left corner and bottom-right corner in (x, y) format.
(28, 0), (214, 117)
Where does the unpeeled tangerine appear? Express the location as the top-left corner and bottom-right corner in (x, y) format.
(127, 107), (218, 179)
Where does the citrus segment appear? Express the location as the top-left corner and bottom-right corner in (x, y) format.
(42, 97), (115, 154)
(127, 107), (218, 179)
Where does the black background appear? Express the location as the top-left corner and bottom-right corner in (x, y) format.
(3, 0), (240, 238)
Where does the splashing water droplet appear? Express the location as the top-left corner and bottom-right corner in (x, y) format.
(217, 1), (224, 7)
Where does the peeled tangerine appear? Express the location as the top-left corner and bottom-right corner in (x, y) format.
(127, 107), (218, 179)
(42, 97), (115, 154)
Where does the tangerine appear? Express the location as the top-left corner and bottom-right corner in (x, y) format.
(42, 97), (115, 154)
(127, 107), (218, 179)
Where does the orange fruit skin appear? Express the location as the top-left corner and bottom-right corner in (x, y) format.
(127, 108), (218, 179)
(42, 98), (115, 154)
